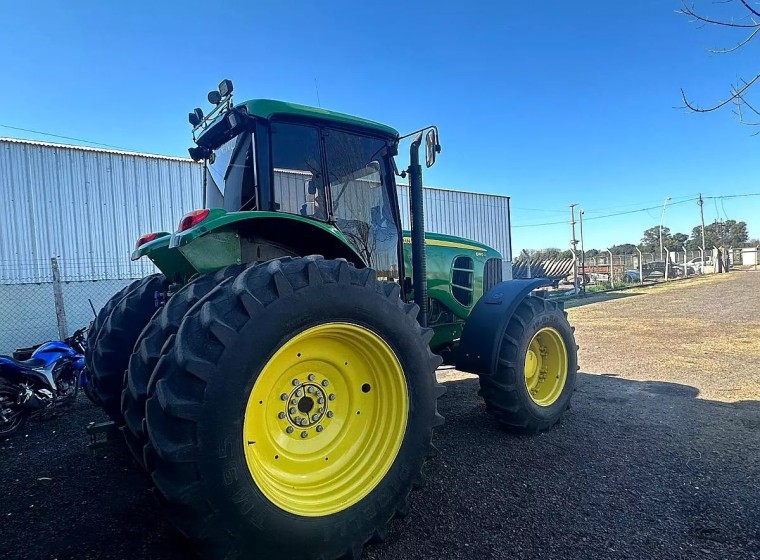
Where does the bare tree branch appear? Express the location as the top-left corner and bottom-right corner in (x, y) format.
(739, 0), (760, 19)
(708, 25), (760, 52)
(681, 72), (760, 112)
(677, 1), (760, 28)
(679, 1), (760, 128)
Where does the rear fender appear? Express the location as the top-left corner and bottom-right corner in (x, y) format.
(136, 210), (366, 281)
(456, 278), (553, 376)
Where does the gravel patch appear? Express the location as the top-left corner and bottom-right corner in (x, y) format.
(1, 272), (758, 559)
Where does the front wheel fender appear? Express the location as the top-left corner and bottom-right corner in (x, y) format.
(456, 278), (553, 376)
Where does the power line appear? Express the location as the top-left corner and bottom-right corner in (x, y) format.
(0, 123), (131, 151)
(511, 206), (569, 214)
(580, 193), (696, 214)
(512, 197), (698, 228)
(703, 193), (760, 200)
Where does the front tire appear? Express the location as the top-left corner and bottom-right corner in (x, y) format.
(145, 257), (444, 560)
(478, 296), (577, 434)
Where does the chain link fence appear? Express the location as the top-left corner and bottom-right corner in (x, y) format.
(0, 257), (155, 355)
(513, 246), (751, 296)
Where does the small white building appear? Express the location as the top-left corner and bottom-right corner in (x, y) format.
(741, 247), (759, 266)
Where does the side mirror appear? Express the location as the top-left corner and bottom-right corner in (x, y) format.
(425, 128), (440, 168)
(307, 180), (317, 195)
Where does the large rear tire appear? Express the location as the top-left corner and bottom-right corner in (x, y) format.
(122, 265), (244, 469)
(84, 278), (143, 403)
(91, 273), (166, 423)
(478, 296), (577, 434)
(144, 257), (444, 560)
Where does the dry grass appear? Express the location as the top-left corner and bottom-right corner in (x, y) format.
(567, 271), (760, 402)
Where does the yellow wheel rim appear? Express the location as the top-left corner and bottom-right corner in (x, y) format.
(242, 322), (409, 517)
(524, 327), (568, 407)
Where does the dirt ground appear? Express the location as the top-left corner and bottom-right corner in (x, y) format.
(1, 272), (758, 559)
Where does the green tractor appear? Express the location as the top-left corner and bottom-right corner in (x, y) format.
(86, 79), (578, 560)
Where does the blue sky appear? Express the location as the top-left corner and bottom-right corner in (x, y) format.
(1, 0), (758, 252)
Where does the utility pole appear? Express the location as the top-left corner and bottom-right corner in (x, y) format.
(579, 209), (586, 294)
(569, 204), (579, 291)
(698, 193), (706, 251)
(659, 196), (671, 260)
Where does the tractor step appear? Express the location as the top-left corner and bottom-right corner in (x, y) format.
(86, 420), (118, 451)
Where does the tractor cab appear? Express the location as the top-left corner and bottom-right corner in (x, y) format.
(186, 85), (413, 282)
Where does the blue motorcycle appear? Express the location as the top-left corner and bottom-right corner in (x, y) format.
(0, 327), (88, 438)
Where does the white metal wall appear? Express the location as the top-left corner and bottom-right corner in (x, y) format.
(1, 138), (511, 283)
(0, 138), (202, 283)
(397, 184), (511, 261)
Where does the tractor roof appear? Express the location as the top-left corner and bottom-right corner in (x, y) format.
(239, 99), (399, 139)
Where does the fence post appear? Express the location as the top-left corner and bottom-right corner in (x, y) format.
(682, 246), (688, 276)
(664, 248), (670, 281)
(521, 249), (532, 279)
(636, 247), (643, 283)
(50, 257), (68, 340)
(699, 247), (705, 274)
(606, 249), (614, 288)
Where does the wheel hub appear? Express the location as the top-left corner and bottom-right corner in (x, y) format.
(285, 380), (332, 431)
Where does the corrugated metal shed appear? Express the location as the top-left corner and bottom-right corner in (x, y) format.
(0, 138), (511, 283)
(397, 184), (511, 262)
(0, 138), (202, 283)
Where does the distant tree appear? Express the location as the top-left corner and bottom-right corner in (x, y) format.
(640, 226), (667, 253)
(665, 232), (689, 251)
(584, 249), (600, 258)
(686, 220), (749, 249)
(640, 225), (689, 253)
(609, 243), (638, 255)
(747, 238), (760, 247)
(525, 248), (561, 260)
(523, 248), (575, 261)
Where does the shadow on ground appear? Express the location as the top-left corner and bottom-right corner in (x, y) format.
(562, 289), (643, 308)
(1, 373), (758, 560)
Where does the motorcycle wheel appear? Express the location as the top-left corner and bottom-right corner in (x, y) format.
(0, 380), (27, 439)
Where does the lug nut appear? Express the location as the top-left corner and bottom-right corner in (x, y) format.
(280, 393), (288, 401)
(308, 374), (315, 382)
(307, 386), (316, 394)
(292, 379), (300, 386)
(316, 425), (324, 433)
(329, 394), (335, 401)
(318, 407), (324, 413)
(318, 397), (324, 404)
(289, 407), (296, 415)
(286, 426), (294, 434)
(296, 389), (304, 397)
(312, 414), (319, 422)
(278, 412), (286, 419)
(300, 431), (308, 439)
(321, 380), (329, 387)
(326, 411), (334, 418)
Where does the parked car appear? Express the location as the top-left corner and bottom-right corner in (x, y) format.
(687, 256), (712, 273)
(622, 261), (678, 283)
